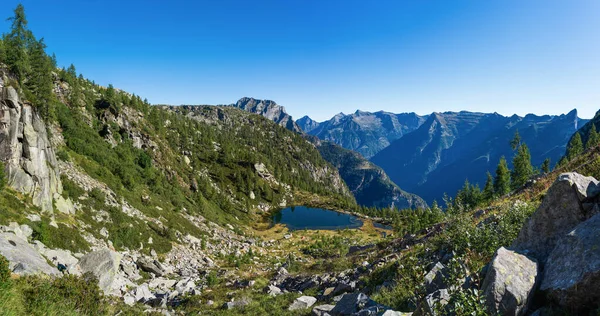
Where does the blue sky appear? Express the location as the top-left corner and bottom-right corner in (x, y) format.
(2, 1), (600, 121)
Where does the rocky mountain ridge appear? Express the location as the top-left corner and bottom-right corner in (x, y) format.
(372, 109), (587, 203)
(300, 110), (428, 159)
(228, 97), (302, 133)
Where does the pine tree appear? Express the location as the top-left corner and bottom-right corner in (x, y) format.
(511, 143), (533, 189)
(586, 124), (600, 149)
(541, 158), (551, 174)
(557, 156), (568, 168)
(26, 38), (54, 119)
(0, 38), (5, 63)
(510, 130), (521, 150)
(3, 4), (31, 82)
(567, 133), (584, 161)
(494, 156), (511, 196)
(483, 171), (494, 200)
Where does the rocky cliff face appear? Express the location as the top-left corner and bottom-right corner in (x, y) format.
(0, 80), (63, 212)
(229, 97), (302, 133)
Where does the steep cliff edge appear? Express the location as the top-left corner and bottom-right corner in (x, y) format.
(0, 75), (64, 213)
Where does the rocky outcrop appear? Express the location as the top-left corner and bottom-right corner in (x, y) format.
(230, 97), (302, 133)
(76, 248), (123, 294)
(540, 213), (600, 312)
(513, 172), (600, 262)
(327, 292), (405, 315)
(485, 172), (600, 314)
(0, 85), (63, 212)
(137, 256), (165, 276)
(423, 262), (449, 294)
(0, 232), (58, 275)
(481, 247), (538, 316)
(414, 289), (450, 316)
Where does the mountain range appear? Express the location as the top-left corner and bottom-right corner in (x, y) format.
(298, 111), (427, 159)
(225, 98), (426, 209)
(372, 110), (586, 203)
(236, 99), (587, 205)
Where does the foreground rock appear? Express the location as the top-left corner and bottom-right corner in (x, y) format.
(289, 296), (317, 311)
(76, 248), (122, 294)
(223, 298), (251, 310)
(540, 213), (600, 312)
(137, 256), (165, 276)
(414, 289), (449, 316)
(329, 292), (402, 315)
(481, 247), (538, 316)
(423, 262), (448, 294)
(312, 304), (335, 316)
(513, 173), (600, 262)
(0, 232), (58, 275)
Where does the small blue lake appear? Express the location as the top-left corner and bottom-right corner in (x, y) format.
(272, 206), (363, 230)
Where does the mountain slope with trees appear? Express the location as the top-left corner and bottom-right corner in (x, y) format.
(316, 140), (427, 209)
(224, 98), (427, 209)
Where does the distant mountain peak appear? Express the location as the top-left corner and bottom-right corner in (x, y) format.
(297, 115), (321, 133)
(229, 97), (301, 133)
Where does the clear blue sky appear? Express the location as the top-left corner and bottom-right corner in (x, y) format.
(3, 1), (600, 121)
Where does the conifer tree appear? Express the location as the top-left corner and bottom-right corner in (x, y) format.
(567, 133), (584, 160)
(26, 38), (54, 118)
(3, 4), (31, 82)
(510, 130), (521, 150)
(586, 124), (600, 149)
(511, 143), (533, 189)
(557, 156), (568, 168)
(541, 158), (551, 174)
(483, 171), (494, 200)
(494, 156), (511, 196)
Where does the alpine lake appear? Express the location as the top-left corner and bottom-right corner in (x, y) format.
(271, 206), (390, 231)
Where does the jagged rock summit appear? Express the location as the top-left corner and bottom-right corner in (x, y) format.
(229, 97), (302, 133)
